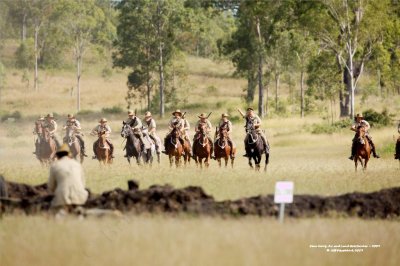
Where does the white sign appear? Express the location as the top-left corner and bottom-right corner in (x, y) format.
(274, 181), (294, 203)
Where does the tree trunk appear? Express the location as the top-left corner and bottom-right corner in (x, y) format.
(377, 68), (382, 97)
(300, 70), (305, 118)
(257, 55), (264, 117)
(76, 56), (81, 112)
(265, 74), (270, 117)
(158, 42), (165, 118)
(340, 67), (351, 117)
(34, 25), (39, 92)
(22, 13), (27, 43)
(146, 78), (151, 111)
(348, 53), (355, 118)
(275, 73), (280, 112)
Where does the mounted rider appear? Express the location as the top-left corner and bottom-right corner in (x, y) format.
(63, 114), (87, 157)
(182, 113), (192, 156)
(216, 113), (236, 158)
(193, 113), (214, 157)
(162, 109), (185, 154)
(238, 108), (268, 157)
(143, 111), (161, 151)
(349, 113), (380, 160)
(33, 115), (45, 155)
(43, 113), (61, 148)
(125, 110), (145, 148)
(90, 118), (114, 159)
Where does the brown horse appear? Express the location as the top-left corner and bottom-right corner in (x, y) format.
(354, 126), (371, 171)
(193, 123), (212, 168)
(65, 126), (84, 163)
(182, 135), (191, 166)
(94, 130), (112, 165)
(35, 122), (57, 166)
(214, 126), (235, 168)
(395, 136), (400, 167)
(165, 125), (184, 167)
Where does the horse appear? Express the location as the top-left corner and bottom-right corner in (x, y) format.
(193, 123), (212, 168)
(182, 136), (191, 166)
(354, 125), (371, 171)
(395, 136), (400, 167)
(164, 125), (184, 167)
(94, 130), (112, 165)
(64, 126), (84, 163)
(244, 119), (269, 172)
(121, 122), (142, 165)
(34, 122), (56, 166)
(214, 125), (235, 168)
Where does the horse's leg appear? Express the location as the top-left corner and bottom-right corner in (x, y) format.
(175, 155), (180, 168)
(364, 158), (369, 171)
(248, 157), (253, 168)
(231, 156), (234, 168)
(264, 153), (269, 172)
(169, 155), (173, 167)
(224, 156), (228, 168)
(217, 158), (221, 167)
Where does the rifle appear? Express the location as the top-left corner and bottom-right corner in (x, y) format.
(207, 112), (212, 119)
(237, 109), (245, 118)
(182, 112), (187, 119)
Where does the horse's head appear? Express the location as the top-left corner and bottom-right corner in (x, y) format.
(198, 123), (207, 135)
(356, 125), (366, 144)
(171, 124), (181, 138)
(121, 121), (131, 138)
(219, 123), (228, 138)
(245, 118), (256, 135)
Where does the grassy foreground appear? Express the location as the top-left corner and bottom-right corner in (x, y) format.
(1, 216), (399, 266)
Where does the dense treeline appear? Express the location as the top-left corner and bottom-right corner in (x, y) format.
(0, 0), (399, 118)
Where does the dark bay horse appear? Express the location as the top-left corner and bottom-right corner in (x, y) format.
(121, 122), (143, 165)
(165, 125), (184, 167)
(193, 123), (212, 168)
(95, 130), (112, 165)
(65, 126), (84, 163)
(214, 125), (235, 168)
(354, 126), (371, 171)
(34, 121), (56, 166)
(395, 136), (400, 166)
(244, 120), (269, 171)
(182, 136), (191, 166)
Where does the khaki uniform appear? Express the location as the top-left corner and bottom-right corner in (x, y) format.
(91, 124), (114, 157)
(48, 157), (88, 207)
(144, 118), (161, 150)
(126, 116), (144, 142)
(244, 114), (269, 154)
(64, 119), (86, 154)
(164, 117), (185, 150)
(43, 119), (61, 147)
(218, 120), (236, 150)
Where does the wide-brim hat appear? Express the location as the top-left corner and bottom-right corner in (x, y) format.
(198, 113), (207, 119)
(354, 113), (364, 119)
(221, 113), (229, 118)
(46, 113), (54, 118)
(144, 111), (152, 118)
(246, 107), (254, 112)
(56, 143), (71, 156)
(67, 113), (75, 119)
(99, 118), (108, 123)
(128, 110), (134, 116)
(38, 115), (45, 121)
(172, 109), (182, 116)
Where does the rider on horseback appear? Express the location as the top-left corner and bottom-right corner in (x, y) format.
(216, 113), (236, 158)
(162, 109), (186, 154)
(238, 108), (268, 157)
(125, 110), (145, 149)
(143, 111), (160, 151)
(182, 113), (192, 156)
(32, 115), (45, 155)
(349, 113), (380, 160)
(43, 113), (61, 148)
(91, 118), (114, 159)
(193, 113), (214, 158)
(63, 114), (87, 157)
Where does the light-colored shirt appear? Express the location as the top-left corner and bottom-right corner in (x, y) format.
(43, 120), (58, 134)
(168, 117), (184, 131)
(351, 120), (370, 131)
(126, 117), (143, 130)
(195, 120), (212, 133)
(246, 115), (262, 128)
(48, 157), (88, 207)
(219, 120), (233, 132)
(91, 124), (112, 137)
(145, 118), (156, 133)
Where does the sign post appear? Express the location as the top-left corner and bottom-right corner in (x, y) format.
(274, 181), (294, 223)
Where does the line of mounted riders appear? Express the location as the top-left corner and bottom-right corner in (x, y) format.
(32, 108), (271, 170)
(32, 109), (400, 171)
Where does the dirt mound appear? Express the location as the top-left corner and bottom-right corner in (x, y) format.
(1, 176), (400, 219)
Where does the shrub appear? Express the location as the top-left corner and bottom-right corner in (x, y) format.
(102, 106), (123, 114)
(77, 109), (95, 116)
(311, 118), (352, 134)
(1, 111), (22, 122)
(363, 109), (393, 128)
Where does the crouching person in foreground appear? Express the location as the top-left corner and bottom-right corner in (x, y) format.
(48, 144), (88, 208)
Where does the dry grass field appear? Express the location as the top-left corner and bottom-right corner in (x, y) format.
(1, 55), (400, 266)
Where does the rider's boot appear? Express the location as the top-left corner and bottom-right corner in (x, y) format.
(348, 141), (356, 160)
(92, 142), (97, 159)
(368, 139), (380, 158)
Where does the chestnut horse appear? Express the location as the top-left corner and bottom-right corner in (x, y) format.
(65, 126), (84, 163)
(193, 123), (212, 168)
(165, 125), (184, 167)
(354, 126), (371, 171)
(214, 125), (235, 168)
(182, 135), (191, 166)
(95, 130), (112, 165)
(34, 121), (56, 166)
